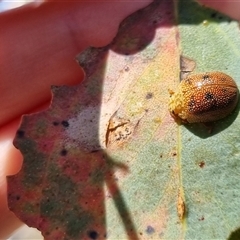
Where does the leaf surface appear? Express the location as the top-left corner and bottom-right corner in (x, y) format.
(8, 0), (240, 239)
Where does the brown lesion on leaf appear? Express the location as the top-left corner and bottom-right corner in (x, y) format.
(105, 113), (137, 148)
(180, 55), (196, 80)
(52, 121), (59, 126)
(16, 130), (25, 138)
(169, 147), (177, 158)
(198, 160), (205, 168)
(60, 149), (68, 156)
(61, 120), (69, 127)
(146, 92), (153, 99)
(177, 189), (186, 222)
(87, 230), (99, 239)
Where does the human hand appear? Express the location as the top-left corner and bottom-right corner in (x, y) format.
(0, 0), (239, 238)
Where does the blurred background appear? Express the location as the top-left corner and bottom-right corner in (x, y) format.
(0, 0), (36, 12)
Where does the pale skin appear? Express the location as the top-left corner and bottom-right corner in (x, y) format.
(0, 0), (239, 238)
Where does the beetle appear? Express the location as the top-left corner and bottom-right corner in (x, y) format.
(169, 72), (239, 123)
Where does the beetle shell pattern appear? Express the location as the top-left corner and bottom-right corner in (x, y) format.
(169, 72), (239, 123)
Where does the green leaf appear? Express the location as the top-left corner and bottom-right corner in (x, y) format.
(7, 0), (240, 239)
(178, 1), (240, 239)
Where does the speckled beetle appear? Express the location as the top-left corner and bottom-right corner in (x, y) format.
(169, 72), (239, 123)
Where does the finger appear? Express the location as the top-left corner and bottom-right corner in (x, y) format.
(0, 1), (152, 127)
